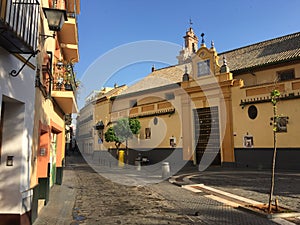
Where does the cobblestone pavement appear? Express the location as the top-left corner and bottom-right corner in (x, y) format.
(187, 168), (300, 212)
(35, 155), (282, 224)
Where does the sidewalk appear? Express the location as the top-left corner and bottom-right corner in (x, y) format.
(33, 161), (77, 225)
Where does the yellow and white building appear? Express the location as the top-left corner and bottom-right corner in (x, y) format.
(82, 28), (300, 170)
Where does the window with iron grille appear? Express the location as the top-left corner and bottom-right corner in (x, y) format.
(277, 69), (295, 81)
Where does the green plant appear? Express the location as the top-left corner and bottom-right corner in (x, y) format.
(104, 118), (141, 152)
(105, 127), (122, 150)
(268, 89), (280, 212)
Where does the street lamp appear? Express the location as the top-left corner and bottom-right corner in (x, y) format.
(42, 8), (68, 31)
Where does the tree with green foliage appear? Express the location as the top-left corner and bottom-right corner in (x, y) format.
(104, 127), (122, 150)
(104, 118), (141, 152)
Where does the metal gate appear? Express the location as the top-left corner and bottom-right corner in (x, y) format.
(194, 106), (221, 165)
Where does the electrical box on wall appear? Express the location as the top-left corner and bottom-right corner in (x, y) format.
(40, 148), (46, 156)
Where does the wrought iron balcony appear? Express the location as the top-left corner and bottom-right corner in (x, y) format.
(51, 65), (78, 114)
(53, 76), (77, 91)
(0, 0), (39, 53)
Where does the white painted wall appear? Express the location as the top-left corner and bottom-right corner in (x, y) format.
(0, 47), (36, 214)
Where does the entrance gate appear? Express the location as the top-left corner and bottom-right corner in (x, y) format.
(194, 106), (221, 165)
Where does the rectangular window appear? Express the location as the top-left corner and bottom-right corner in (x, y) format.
(197, 60), (210, 77)
(277, 69), (295, 81)
(145, 128), (151, 139)
(165, 92), (175, 100)
(130, 99), (137, 107)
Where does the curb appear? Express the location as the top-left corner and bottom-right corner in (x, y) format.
(169, 174), (300, 224)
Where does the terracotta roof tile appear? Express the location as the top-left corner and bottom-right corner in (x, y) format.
(121, 64), (187, 95)
(219, 32), (300, 72)
(118, 32), (300, 96)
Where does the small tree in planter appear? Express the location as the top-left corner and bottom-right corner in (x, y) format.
(105, 127), (122, 150)
(268, 89), (281, 212)
(104, 118), (141, 164)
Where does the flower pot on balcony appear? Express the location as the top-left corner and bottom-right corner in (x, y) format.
(64, 83), (72, 91)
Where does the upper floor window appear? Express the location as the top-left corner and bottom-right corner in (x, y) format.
(277, 69), (295, 81)
(165, 92), (175, 100)
(197, 60), (210, 77)
(130, 99), (137, 107)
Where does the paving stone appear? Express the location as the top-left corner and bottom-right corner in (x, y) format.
(34, 154), (282, 225)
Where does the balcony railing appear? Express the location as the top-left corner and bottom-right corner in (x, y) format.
(0, 0), (39, 53)
(51, 70), (78, 114)
(53, 77), (77, 92)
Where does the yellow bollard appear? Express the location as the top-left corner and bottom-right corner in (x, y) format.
(118, 150), (124, 167)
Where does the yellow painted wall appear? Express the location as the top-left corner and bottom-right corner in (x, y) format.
(235, 64), (300, 87)
(232, 62), (300, 148)
(127, 111), (181, 149)
(107, 88), (182, 150)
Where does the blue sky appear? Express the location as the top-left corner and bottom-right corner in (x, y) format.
(75, 0), (300, 108)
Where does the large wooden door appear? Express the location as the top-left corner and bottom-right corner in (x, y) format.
(194, 107), (221, 165)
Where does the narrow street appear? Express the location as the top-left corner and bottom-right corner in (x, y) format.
(33, 154), (283, 225)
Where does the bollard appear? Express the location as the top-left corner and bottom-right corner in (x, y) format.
(118, 150), (124, 167)
(162, 162), (170, 179)
(136, 160), (141, 171)
(135, 153), (142, 171)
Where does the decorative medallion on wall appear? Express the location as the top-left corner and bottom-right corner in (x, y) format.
(248, 105), (258, 120)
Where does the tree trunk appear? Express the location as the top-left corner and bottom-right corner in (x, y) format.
(126, 139), (128, 164)
(268, 130), (277, 212)
(115, 142), (121, 157)
(268, 104), (277, 212)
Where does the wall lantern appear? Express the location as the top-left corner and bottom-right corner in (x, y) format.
(95, 121), (105, 130)
(95, 121), (105, 142)
(42, 8), (68, 31)
(6, 156), (14, 166)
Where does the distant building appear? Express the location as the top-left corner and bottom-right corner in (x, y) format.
(78, 27), (300, 170)
(76, 85), (127, 154)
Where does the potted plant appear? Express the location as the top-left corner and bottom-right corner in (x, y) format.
(64, 72), (72, 91)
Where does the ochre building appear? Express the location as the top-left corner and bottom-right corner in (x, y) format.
(78, 28), (300, 170)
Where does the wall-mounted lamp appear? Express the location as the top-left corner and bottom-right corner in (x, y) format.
(42, 8), (68, 31)
(6, 156), (14, 166)
(95, 121), (105, 130)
